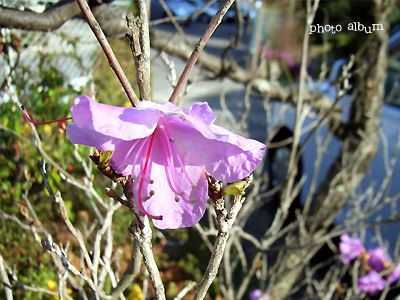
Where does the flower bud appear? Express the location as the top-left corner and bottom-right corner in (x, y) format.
(105, 188), (117, 198)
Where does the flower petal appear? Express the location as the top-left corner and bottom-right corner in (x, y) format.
(67, 123), (122, 151)
(109, 138), (149, 176)
(339, 234), (365, 264)
(163, 115), (265, 182)
(70, 96), (159, 141)
(389, 262), (400, 284)
(358, 270), (386, 295)
(133, 134), (208, 229)
(368, 247), (390, 272)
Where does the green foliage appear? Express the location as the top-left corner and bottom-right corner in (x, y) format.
(167, 281), (178, 298)
(0, 32), (98, 298)
(178, 252), (203, 283)
(92, 37), (140, 106)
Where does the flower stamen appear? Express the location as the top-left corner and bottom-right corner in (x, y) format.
(158, 127), (182, 195)
(161, 120), (196, 188)
(158, 121), (198, 203)
(21, 106), (72, 125)
(129, 138), (152, 179)
(137, 132), (163, 220)
(115, 139), (141, 171)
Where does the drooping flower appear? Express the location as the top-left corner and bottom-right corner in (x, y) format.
(339, 234), (366, 264)
(367, 247), (391, 272)
(66, 96), (265, 229)
(358, 270), (386, 295)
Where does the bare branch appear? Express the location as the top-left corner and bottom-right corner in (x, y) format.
(169, 0), (236, 103)
(129, 220), (166, 300)
(173, 281), (197, 300)
(41, 239), (109, 300)
(76, 0), (140, 107)
(0, 1), (125, 38)
(110, 241), (142, 300)
(0, 1), (81, 31)
(126, 9), (151, 101)
(37, 159), (94, 273)
(193, 175), (253, 300)
(0, 250), (13, 300)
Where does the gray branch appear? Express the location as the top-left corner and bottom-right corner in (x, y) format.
(0, 250), (13, 300)
(0, 1), (127, 38)
(193, 175), (253, 300)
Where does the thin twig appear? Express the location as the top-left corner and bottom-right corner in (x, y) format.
(135, 0), (152, 99)
(110, 241), (142, 299)
(5, 76), (107, 213)
(126, 13), (151, 101)
(160, 51), (177, 86)
(92, 202), (121, 287)
(0, 250), (13, 300)
(282, 0), (320, 208)
(193, 175), (253, 300)
(126, 0), (152, 101)
(41, 239), (109, 300)
(173, 281), (197, 300)
(37, 159), (94, 275)
(76, 0), (139, 106)
(129, 220), (166, 300)
(158, 0), (186, 39)
(169, 0), (236, 103)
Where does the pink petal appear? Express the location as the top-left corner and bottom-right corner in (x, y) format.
(339, 234), (365, 264)
(368, 247), (390, 272)
(164, 115), (265, 182)
(358, 270), (386, 295)
(134, 157), (208, 229)
(70, 95), (159, 141)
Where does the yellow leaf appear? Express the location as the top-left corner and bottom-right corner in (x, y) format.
(23, 122), (31, 136)
(43, 124), (52, 136)
(221, 181), (247, 197)
(126, 283), (143, 300)
(47, 280), (57, 290)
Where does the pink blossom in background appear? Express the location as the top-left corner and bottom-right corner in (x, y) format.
(339, 234), (366, 264)
(358, 270), (386, 295)
(266, 49), (295, 67)
(67, 96), (265, 229)
(367, 247), (390, 272)
(249, 289), (270, 300)
(388, 262), (400, 284)
(249, 289), (262, 300)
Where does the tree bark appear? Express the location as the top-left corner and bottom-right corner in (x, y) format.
(0, 0), (126, 38)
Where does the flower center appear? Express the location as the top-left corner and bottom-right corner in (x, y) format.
(157, 119), (197, 200)
(137, 131), (163, 221)
(134, 118), (197, 221)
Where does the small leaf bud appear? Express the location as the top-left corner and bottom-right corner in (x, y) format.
(105, 187), (117, 198)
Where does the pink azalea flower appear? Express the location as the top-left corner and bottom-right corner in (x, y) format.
(249, 289), (262, 300)
(358, 270), (386, 295)
(339, 234), (366, 264)
(367, 247), (390, 272)
(66, 96), (265, 229)
(249, 289), (270, 300)
(388, 262), (400, 284)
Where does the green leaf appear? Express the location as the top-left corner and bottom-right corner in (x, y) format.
(99, 150), (114, 168)
(221, 181), (246, 197)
